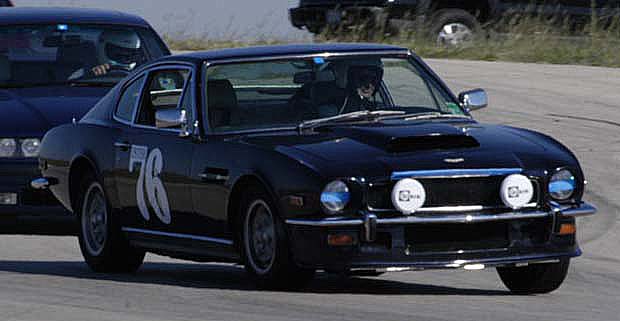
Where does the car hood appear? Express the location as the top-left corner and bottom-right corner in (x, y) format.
(241, 120), (578, 178)
(0, 86), (110, 138)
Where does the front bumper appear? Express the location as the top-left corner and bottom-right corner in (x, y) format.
(285, 202), (596, 271)
(0, 160), (73, 235)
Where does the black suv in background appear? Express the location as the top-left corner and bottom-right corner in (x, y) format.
(0, 0), (13, 7)
(290, 1), (617, 45)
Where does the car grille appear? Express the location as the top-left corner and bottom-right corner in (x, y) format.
(405, 221), (510, 253)
(367, 176), (540, 212)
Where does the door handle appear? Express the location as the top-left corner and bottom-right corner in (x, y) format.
(114, 142), (131, 151)
(199, 173), (229, 181)
(199, 168), (229, 182)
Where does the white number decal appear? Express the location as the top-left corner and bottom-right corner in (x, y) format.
(132, 146), (171, 224)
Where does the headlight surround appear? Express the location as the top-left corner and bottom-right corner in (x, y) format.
(20, 138), (41, 158)
(320, 180), (351, 215)
(0, 138), (17, 157)
(548, 169), (576, 201)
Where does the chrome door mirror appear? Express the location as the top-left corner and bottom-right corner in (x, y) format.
(458, 89), (488, 112)
(155, 109), (187, 130)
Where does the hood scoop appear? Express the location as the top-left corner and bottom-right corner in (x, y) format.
(386, 135), (479, 153)
(330, 123), (480, 153)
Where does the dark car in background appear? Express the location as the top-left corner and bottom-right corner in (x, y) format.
(0, 0), (13, 7)
(0, 7), (170, 234)
(36, 44), (595, 293)
(290, 0), (619, 45)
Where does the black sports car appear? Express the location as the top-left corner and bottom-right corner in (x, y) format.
(0, 7), (169, 234)
(35, 43), (596, 293)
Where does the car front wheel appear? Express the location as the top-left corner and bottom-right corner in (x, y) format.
(77, 175), (145, 273)
(240, 186), (315, 289)
(497, 259), (570, 294)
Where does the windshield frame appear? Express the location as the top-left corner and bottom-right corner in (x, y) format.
(0, 23), (165, 88)
(201, 50), (467, 136)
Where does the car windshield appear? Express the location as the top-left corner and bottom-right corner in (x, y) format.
(0, 24), (165, 88)
(205, 54), (465, 132)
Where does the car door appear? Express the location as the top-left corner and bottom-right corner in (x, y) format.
(113, 64), (196, 235)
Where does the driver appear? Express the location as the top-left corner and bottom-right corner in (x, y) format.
(339, 64), (383, 114)
(68, 29), (144, 80)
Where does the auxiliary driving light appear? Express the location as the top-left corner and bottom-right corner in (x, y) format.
(391, 178), (426, 214)
(500, 174), (534, 209)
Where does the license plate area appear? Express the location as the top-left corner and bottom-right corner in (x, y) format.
(405, 222), (510, 253)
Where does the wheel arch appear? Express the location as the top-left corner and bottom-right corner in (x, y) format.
(226, 173), (279, 249)
(68, 153), (101, 213)
(431, 0), (495, 22)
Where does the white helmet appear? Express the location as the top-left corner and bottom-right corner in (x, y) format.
(98, 30), (143, 69)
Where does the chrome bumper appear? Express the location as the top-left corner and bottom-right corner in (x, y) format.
(285, 202), (597, 227)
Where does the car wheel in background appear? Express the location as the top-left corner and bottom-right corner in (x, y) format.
(497, 259), (570, 294)
(77, 174), (145, 273)
(240, 185), (315, 289)
(431, 9), (481, 46)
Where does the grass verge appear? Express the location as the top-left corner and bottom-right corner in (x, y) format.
(165, 10), (620, 68)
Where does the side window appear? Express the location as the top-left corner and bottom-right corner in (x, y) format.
(115, 75), (146, 122)
(382, 59), (438, 109)
(135, 68), (191, 128)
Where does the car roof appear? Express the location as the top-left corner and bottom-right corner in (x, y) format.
(163, 43), (409, 63)
(0, 7), (150, 27)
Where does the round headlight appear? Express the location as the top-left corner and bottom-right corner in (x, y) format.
(20, 138), (41, 158)
(549, 169), (576, 201)
(0, 139), (16, 158)
(320, 180), (350, 214)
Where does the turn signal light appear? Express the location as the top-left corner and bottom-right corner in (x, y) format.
(328, 234), (355, 246)
(559, 223), (576, 235)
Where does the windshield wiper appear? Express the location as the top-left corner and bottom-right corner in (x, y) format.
(377, 112), (472, 122)
(298, 110), (405, 132)
(406, 112), (472, 121)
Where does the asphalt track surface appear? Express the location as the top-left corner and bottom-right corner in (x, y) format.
(0, 59), (618, 321)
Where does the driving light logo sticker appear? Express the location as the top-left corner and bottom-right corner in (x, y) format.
(130, 145), (171, 224)
(392, 178), (426, 214)
(500, 174), (534, 209)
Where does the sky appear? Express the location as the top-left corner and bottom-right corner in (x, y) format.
(12, 0), (311, 41)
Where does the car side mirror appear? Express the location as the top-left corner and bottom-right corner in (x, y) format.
(458, 89), (488, 112)
(155, 109), (187, 131)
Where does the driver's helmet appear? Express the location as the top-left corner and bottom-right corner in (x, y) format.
(97, 30), (143, 70)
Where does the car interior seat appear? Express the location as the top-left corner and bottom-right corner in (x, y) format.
(292, 68), (344, 119)
(56, 41), (98, 80)
(207, 79), (238, 129)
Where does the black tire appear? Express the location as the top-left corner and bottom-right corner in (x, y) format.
(76, 173), (145, 273)
(239, 185), (315, 290)
(497, 259), (570, 294)
(429, 9), (482, 46)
